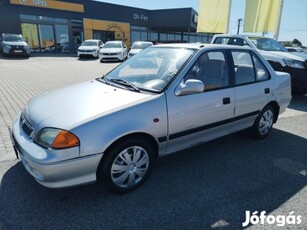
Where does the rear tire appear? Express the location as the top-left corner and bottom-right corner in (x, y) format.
(98, 138), (155, 194)
(252, 105), (275, 139)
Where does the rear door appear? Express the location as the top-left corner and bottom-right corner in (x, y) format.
(230, 50), (273, 132)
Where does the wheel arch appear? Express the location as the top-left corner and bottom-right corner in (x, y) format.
(264, 101), (280, 123)
(96, 132), (159, 180)
(100, 132), (159, 161)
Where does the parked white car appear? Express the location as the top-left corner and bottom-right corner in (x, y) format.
(128, 41), (153, 58)
(77, 39), (103, 58)
(286, 47), (307, 59)
(99, 41), (128, 62)
(11, 44), (291, 193)
(211, 34), (307, 94)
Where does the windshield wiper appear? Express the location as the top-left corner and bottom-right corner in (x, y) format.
(110, 79), (140, 92)
(96, 75), (110, 85)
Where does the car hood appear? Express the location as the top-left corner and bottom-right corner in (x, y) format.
(79, 46), (98, 50)
(290, 52), (307, 60)
(23, 80), (151, 130)
(259, 50), (306, 62)
(129, 49), (142, 54)
(99, 48), (123, 53)
(3, 41), (28, 46)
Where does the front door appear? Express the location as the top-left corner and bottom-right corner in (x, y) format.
(166, 50), (235, 153)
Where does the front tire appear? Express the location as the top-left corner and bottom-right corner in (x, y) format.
(98, 138), (155, 193)
(253, 105), (275, 139)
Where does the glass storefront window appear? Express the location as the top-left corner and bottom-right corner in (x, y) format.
(131, 31), (140, 43)
(38, 24), (55, 52)
(21, 23), (40, 52)
(20, 14), (37, 20)
(55, 25), (69, 53)
(150, 32), (158, 42)
(141, 32), (147, 41)
(54, 18), (68, 23)
(38, 16), (54, 21)
(160, 33), (167, 41)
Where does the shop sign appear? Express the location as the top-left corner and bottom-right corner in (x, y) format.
(10, 0), (84, 13)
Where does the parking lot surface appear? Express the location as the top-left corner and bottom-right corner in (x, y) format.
(0, 55), (306, 229)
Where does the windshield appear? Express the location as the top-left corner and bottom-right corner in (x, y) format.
(104, 42), (122, 48)
(132, 43), (152, 50)
(81, 41), (97, 46)
(3, 34), (24, 42)
(104, 47), (195, 92)
(248, 37), (287, 52)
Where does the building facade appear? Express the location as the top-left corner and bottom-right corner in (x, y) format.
(0, 0), (213, 53)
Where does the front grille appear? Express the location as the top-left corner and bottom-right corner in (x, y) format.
(20, 113), (34, 137)
(103, 53), (117, 56)
(10, 45), (25, 49)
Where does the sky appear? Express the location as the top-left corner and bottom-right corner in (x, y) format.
(97, 0), (307, 46)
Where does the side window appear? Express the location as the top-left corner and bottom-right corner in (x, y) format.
(232, 38), (250, 47)
(214, 37), (230, 45)
(232, 51), (255, 85)
(252, 54), (270, 81)
(185, 51), (229, 91)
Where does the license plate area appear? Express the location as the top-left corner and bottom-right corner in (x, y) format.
(8, 127), (20, 159)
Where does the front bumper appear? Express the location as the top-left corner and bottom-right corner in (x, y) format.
(283, 66), (307, 93)
(78, 50), (97, 57)
(4, 47), (30, 56)
(99, 53), (123, 61)
(11, 116), (103, 188)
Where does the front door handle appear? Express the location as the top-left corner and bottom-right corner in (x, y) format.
(223, 97), (231, 105)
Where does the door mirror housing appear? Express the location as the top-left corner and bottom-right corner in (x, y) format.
(175, 79), (204, 96)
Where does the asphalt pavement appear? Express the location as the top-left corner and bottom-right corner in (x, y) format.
(0, 55), (306, 230)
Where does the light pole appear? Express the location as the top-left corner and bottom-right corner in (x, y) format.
(237, 18), (243, 34)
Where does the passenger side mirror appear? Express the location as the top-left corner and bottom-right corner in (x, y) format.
(175, 79), (204, 96)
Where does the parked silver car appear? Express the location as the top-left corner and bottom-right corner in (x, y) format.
(11, 44), (291, 193)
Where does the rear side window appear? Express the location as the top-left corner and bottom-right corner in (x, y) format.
(232, 38), (249, 47)
(214, 37), (230, 45)
(232, 51), (255, 85)
(232, 51), (270, 85)
(252, 54), (270, 81)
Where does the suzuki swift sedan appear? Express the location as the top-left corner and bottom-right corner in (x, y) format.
(11, 44), (291, 193)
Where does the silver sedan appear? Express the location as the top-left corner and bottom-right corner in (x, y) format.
(11, 44), (291, 193)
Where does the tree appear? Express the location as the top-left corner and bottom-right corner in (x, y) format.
(292, 38), (302, 47)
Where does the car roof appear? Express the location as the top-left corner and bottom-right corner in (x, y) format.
(105, 41), (122, 43)
(153, 43), (254, 51)
(213, 34), (265, 39)
(83, 39), (100, 42)
(133, 41), (153, 44)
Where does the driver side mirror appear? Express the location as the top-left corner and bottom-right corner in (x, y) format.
(175, 79), (204, 96)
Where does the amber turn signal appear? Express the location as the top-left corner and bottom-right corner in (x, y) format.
(52, 130), (80, 149)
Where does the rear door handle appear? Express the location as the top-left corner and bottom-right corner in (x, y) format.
(223, 97), (231, 105)
(264, 88), (270, 94)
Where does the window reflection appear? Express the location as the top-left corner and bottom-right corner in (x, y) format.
(55, 25), (69, 53)
(39, 24), (55, 52)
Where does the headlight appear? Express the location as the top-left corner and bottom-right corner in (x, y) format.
(34, 128), (80, 149)
(283, 59), (305, 69)
(3, 44), (11, 52)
